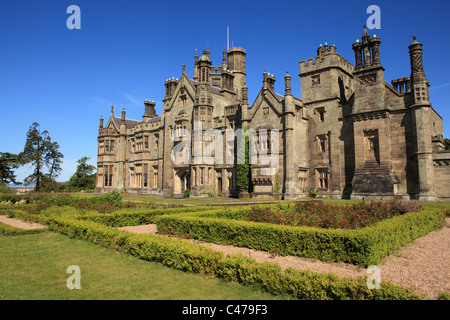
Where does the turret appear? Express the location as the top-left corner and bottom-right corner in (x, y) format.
(351, 26), (385, 114)
(99, 116), (104, 129)
(409, 35), (430, 105)
(408, 35), (435, 200)
(197, 48), (212, 85)
(227, 47), (246, 96)
(352, 25), (382, 69)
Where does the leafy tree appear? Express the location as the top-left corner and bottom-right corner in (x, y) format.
(445, 138), (450, 150)
(18, 122), (64, 192)
(0, 152), (20, 185)
(40, 176), (66, 193)
(67, 157), (96, 191)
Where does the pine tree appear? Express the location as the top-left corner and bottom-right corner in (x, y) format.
(18, 122), (64, 192)
(0, 152), (20, 185)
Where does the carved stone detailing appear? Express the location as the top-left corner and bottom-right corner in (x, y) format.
(351, 111), (388, 122)
(311, 74), (320, 85)
(434, 160), (450, 167)
(225, 105), (238, 116)
(358, 74), (376, 85)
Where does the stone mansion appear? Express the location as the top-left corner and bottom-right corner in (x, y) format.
(95, 27), (450, 200)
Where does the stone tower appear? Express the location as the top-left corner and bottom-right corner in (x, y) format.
(409, 35), (436, 200)
(227, 47), (246, 97)
(350, 26), (399, 198)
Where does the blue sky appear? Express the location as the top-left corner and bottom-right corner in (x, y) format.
(1, 0), (449, 183)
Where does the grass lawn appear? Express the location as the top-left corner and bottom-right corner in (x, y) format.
(0, 232), (277, 300)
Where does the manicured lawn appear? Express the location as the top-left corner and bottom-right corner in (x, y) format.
(0, 232), (277, 300)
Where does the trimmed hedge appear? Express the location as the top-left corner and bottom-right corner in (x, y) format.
(156, 208), (446, 266)
(19, 211), (424, 300)
(78, 206), (219, 227)
(0, 221), (47, 236)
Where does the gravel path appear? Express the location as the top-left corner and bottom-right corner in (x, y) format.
(0, 215), (48, 230)
(119, 220), (450, 300)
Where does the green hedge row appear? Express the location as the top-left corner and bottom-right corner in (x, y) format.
(33, 205), (217, 227)
(0, 221), (47, 236)
(17, 210), (424, 300)
(156, 208), (446, 266)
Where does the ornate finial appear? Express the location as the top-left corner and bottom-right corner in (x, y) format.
(111, 105), (114, 114)
(413, 35), (417, 41)
(285, 70), (291, 95)
(362, 25), (370, 43)
(182, 63), (186, 73)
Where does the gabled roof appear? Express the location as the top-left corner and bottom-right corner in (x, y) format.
(146, 116), (161, 123)
(189, 79), (222, 93)
(114, 117), (140, 128)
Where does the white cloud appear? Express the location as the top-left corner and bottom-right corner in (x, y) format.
(117, 88), (142, 107)
(430, 82), (450, 91)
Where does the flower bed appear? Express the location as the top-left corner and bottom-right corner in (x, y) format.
(156, 206), (445, 266)
(246, 199), (423, 229)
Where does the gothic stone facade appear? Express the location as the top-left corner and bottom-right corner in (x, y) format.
(96, 27), (450, 200)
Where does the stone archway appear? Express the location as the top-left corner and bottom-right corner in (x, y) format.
(174, 168), (190, 195)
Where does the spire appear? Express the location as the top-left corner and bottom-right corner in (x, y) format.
(362, 25), (370, 43)
(111, 105), (114, 115)
(99, 116), (104, 129)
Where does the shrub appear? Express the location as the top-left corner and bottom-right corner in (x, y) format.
(308, 189), (318, 198)
(0, 221), (47, 236)
(384, 197), (422, 214)
(0, 182), (15, 194)
(439, 292), (450, 300)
